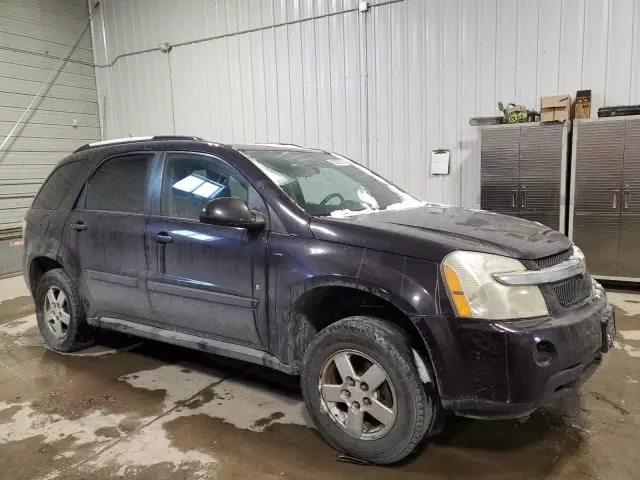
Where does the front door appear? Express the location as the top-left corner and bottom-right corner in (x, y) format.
(66, 152), (155, 321)
(146, 152), (268, 349)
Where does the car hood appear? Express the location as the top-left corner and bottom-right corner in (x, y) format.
(310, 204), (571, 262)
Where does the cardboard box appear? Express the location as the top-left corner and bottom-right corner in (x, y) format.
(575, 90), (591, 119)
(540, 95), (572, 122)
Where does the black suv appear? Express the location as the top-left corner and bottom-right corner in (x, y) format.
(23, 136), (615, 464)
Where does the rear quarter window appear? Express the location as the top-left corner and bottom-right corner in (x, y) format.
(83, 154), (152, 214)
(32, 160), (91, 210)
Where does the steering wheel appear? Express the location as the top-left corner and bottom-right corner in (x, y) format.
(319, 192), (345, 206)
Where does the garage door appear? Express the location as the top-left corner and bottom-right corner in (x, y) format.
(0, 0), (101, 232)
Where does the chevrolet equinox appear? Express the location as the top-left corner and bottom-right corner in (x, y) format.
(23, 136), (615, 464)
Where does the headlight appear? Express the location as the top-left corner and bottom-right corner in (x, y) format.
(442, 251), (549, 320)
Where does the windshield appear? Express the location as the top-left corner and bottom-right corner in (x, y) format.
(241, 149), (424, 217)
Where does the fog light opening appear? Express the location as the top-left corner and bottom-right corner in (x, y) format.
(534, 340), (556, 366)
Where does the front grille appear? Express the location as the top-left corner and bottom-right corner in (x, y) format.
(533, 249), (573, 270)
(551, 272), (592, 307)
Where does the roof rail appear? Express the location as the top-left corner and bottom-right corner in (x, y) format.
(74, 135), (204, 153)
(256, 142), (304, 148)
(151, 135), (203, 141)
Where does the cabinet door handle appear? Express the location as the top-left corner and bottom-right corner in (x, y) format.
(613, 190), (620, 210)
(623, 189), (631, 210)
(520, 189), (527, 208)
(511, 190), (517, 208)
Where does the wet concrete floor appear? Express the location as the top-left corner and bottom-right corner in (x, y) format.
(1, 275), (639, 479)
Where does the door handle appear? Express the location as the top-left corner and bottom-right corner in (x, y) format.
(71, 221), (87, 232)
(153, 232), (173, 244)
(511, 190), (517, 208)
(613, 190), (620, 210)
(623, 188), (631, 210)
(520, 188), (527, 208)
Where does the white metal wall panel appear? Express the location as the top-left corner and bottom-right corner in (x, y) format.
(495, 0), (518, 108)
(423, 0), (443, 202)
(582, 0), (610, 110)
(301, 17), (320, 148)
(441, 0), (461, 206)
(536, 0), (562, 97)
(390, 3), (407, 194)
(558, 0), (584, 93)
(96, 52), (173, 138)
(405, 0), (425, 199)
(606, 0), (634, 106)
(263, 21), (280, 142)
(343, 10), (362, 162)
(458, 0), (479, 209)
(515, 0), (539, 108)
(0, 0), (100, 231)
(287, 21), (307, 146)
(632, 2), (640, 102)
(91, 0), (640, 209)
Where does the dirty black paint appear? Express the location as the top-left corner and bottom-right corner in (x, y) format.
(23, 138), (612, 421)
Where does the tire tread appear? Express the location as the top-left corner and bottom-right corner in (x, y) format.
(302, 316), (432, 464)
(35, 268), (95, 352)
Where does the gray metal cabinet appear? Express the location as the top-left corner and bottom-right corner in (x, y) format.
(569, 116), (640, 281)
(619, 121), (640, 278)
(480, 127), (520, 216)
(480, 123), (569, 233)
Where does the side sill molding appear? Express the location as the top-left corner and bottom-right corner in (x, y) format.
(88, 316), (295, 374)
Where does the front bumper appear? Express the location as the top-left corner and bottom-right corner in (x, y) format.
(435, 288), (615, 420)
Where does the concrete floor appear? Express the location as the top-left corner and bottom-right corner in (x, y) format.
(1, 276), (639, 480)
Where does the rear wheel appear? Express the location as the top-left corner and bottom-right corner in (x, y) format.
(301, 316), (435, 464)
(35, 268), (95, 352)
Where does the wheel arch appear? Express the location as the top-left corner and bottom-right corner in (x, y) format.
(28, 255), (64, 294)
(285, 276), (438, 386)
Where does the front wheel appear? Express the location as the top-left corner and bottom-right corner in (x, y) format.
(301, 316), (436, 464)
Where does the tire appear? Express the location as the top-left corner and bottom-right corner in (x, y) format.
(35, 268), (95, 352)
(301, 316), (435, 464)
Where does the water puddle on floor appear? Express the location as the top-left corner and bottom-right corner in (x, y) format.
(0, 296), (34, 324)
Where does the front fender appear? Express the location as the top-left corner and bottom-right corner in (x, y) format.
(267, 233), (440, 368)
(295, 275), (419, 317)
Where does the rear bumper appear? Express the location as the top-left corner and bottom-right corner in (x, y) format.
(431, 289), (615, 420)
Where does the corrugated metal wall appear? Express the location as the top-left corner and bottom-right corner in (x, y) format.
(0, 0), (100, 231)
(91, 0), (640, 208)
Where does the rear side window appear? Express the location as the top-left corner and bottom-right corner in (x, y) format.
(84, 154), (152, 214)
(33, 161), (90, 210)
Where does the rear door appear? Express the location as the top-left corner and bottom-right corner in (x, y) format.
(145, 151), (269, 348)
(66, 153), (155, 321)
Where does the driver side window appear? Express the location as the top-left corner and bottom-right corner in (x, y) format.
(161, 152), (264, 221)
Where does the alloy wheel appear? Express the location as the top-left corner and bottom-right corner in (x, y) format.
(43, 286), (70, 339)
(319, 349), (397, 440)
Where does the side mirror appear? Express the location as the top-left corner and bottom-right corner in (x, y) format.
(199, 197), (266, 230)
